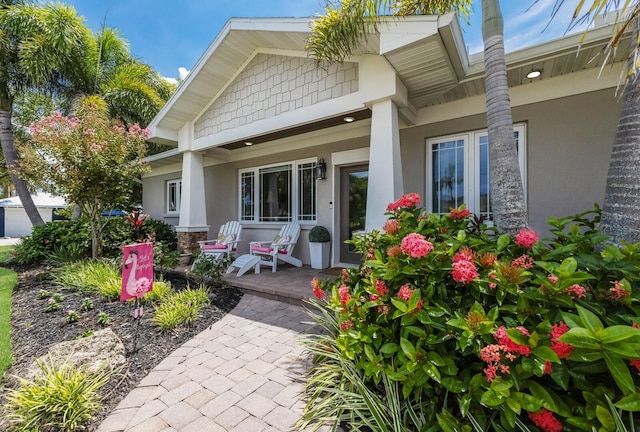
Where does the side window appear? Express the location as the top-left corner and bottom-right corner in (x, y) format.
(166, 179), (181, 215)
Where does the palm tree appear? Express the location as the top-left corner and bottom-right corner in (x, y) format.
(0, 1), (92, 227)
(548, 0), (640, 245)
(72, 27), (174, 128)
(307, 0), (527, 234)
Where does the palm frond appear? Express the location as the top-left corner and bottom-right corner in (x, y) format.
(307, 0), (471, 66)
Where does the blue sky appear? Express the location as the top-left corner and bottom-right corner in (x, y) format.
(64, 0), (583, 81)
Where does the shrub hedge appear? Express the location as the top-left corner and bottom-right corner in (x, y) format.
(300, 196), (640, 432)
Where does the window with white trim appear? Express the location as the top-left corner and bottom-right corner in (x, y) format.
(426, 124), (526, 219)
(239, 159), (317, 223)
(166, 179), (182, 215)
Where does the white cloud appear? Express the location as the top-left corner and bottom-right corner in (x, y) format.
(162, 76), (178, 85)
(178, 67), (190, 80)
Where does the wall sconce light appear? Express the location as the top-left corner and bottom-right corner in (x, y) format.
(315, 158), (327, 180)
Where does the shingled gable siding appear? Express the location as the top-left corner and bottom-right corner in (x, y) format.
(194, 53), (359, 139)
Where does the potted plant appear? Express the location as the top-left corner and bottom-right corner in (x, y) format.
(308, 225), (330, 269)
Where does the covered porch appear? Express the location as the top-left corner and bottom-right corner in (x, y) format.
(174, 263), (342, 306)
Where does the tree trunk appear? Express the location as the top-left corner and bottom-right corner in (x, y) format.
(481, 0), (527, 234)
(0, 106), (45, 228)
(599, 22), (640, 246)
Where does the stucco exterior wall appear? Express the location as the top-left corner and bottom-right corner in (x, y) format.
(517, 88), (619, 232)
(194, 54), (359, 139)
(399, 88), (620, 234)
(142, 172), (181, 226)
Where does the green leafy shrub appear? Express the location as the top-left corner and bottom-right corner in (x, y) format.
(152, 285), (211, 330)
(14, 216), (178, 264)
(4, 355), (115, 431)
(309, 225), (330, 242)
(187, 252), (233, 284)
(13, 219), (90, 264)
(301, 196), (640, 432)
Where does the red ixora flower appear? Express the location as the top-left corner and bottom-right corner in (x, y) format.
(451, 259), (479, 284)
(383, 219), (401, 235)
(311, 277), (324, 299)
(550, 322), (573, 359)
(375, 280), (389, 296)
(397, 283), (413, 301)
(529, 408), (563, 432)
(515, 228), (539, 249)
(400, 233), (434, 258)
(340, 319), (354, 331)
(450, 205), (472, 219)
(338, 284), (351, 306)
(386, 193), (421, 212)
(494, 326), (531, 356)
(609, 280), (630, 300)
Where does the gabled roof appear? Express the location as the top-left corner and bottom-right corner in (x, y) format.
(148, 14), (628, 148)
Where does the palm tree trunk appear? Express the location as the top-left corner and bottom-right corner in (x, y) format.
(0, 101), (45, 228)
(482, 0), (527, 234)
(599, 22), (640, 246)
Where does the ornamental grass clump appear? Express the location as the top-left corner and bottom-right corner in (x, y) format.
(4, 355), (115, 431)
(299, 196), (640, 432)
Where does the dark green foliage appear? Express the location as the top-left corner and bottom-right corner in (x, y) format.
(14, 216), (177, 264)
(301, 201), (640, 432)
(309, 225), (330, 242)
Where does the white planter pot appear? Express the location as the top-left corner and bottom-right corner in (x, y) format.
(309, 241), (330, 269)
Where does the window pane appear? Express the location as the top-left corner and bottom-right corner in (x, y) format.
(479, 135), (490, 217)
(259, 165), (291, 222)
(432, 140), (464, 213)
(167, 181), (179, 213)
(298, 162), (316, 221)
(241, 172), (254, 221)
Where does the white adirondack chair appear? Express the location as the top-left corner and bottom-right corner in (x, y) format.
(191, 221), (242, 269)
(249, 221), (302, 272)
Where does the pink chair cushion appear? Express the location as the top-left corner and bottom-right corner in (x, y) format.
(251, 245), (287, 255)
(202, 244), (228, 250)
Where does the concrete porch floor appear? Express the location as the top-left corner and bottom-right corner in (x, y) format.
(175, 263), (344, 306)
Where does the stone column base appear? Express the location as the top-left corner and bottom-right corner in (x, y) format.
(177, 231), (207, 255)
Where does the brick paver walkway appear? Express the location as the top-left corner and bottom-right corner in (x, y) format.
(97, 294), (315, 431)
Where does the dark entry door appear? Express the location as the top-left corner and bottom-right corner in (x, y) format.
(0, 207), (4, 237)
(340, 164), (368, 264)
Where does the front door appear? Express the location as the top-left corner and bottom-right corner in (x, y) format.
(340, 164), (368, 264)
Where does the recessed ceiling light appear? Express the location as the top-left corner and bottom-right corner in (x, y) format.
(526, 69), (542, 79)
(245, 141), (253, 146)
(344, 116), (355, 123)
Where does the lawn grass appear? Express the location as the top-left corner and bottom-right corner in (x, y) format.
(0, 266), (17, 377)
(0, 245), (14, 263)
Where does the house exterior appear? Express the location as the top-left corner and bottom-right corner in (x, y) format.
(0, 192), (67, 238)
(143, 13), (626, 267)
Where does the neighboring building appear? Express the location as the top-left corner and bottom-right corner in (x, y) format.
(143, 14), (626, 267)
(0, 192), (67, 238)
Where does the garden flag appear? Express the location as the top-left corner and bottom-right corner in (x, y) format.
(121, 243), (154, 302)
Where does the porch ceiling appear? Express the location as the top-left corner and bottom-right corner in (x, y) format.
(431, 23), (630, 106)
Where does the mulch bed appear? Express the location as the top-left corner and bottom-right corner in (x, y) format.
(0, 263), (243, 431)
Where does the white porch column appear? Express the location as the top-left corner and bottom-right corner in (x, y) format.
(177, 150), (208, 232)
(360, 55), (407, 230)
(365, 99), (403, 230)
(175, 123), (209, 255)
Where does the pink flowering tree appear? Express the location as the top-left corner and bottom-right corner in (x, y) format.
(21, 97), (149, 258)
(299, 196), (640, 432)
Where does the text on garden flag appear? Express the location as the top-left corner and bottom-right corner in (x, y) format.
(121, 243), (154, 301)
